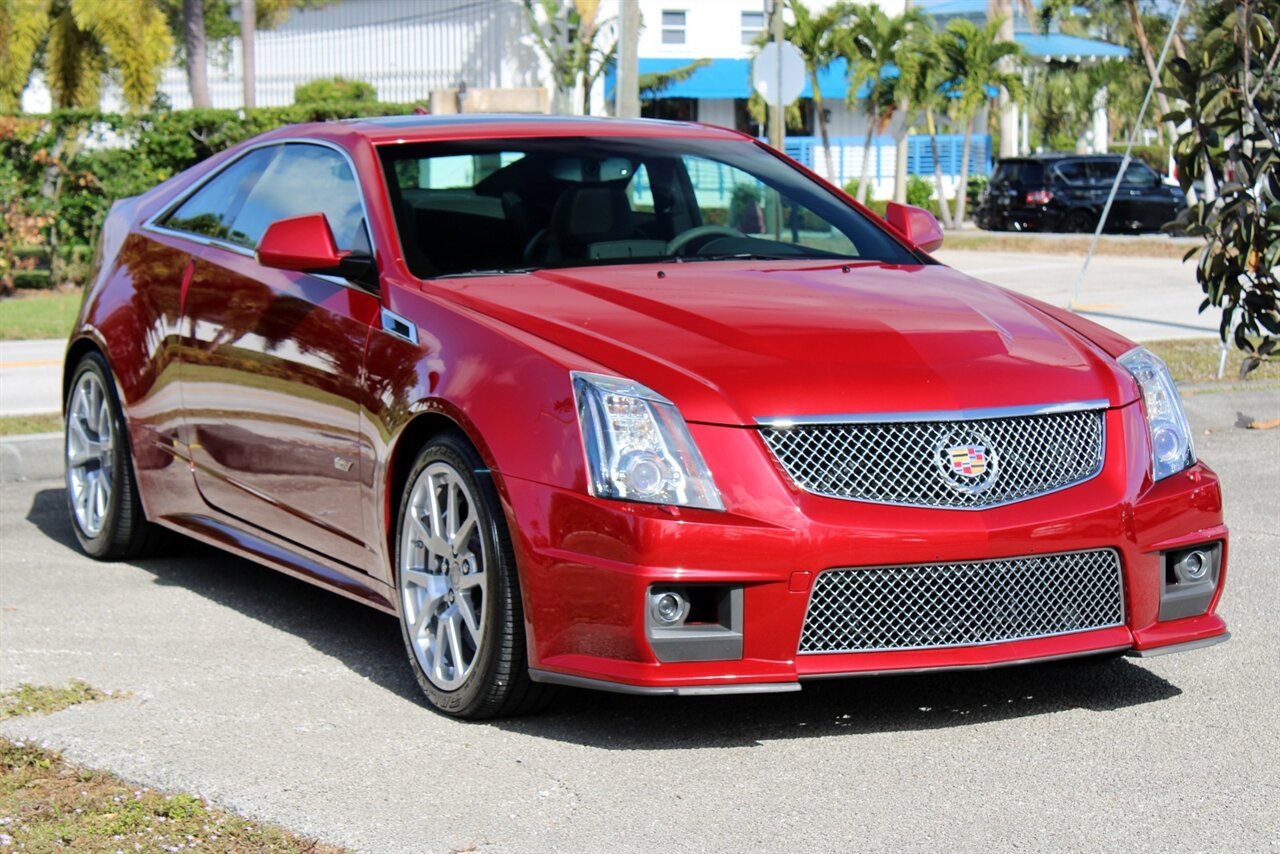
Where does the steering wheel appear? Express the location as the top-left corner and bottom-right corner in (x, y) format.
(665, 225), (745, 256)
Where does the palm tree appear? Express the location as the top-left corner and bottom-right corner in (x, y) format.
(936, 16), (1024, 224)
(899, 27), (954, 227)
(1, 0), (172, 111)
(841, 3), (929, 205)
(784, 0), (854, 183)
(525, 0), (617, 116)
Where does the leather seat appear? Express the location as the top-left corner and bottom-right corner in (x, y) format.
(524, 187), (634, 264)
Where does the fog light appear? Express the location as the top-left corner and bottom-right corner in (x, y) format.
(1173, 549), (1209, 584)
(650, 590), (688, 625)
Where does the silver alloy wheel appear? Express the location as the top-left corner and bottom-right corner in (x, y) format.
(399, 461), (487, 691)
(66, 370), (115, 538)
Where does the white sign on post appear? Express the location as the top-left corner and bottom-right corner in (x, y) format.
(752, 41), (806, 104)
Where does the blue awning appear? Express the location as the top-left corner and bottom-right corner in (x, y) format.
(616, 31), (1125, 102)
(1019, 33), (1129, 60)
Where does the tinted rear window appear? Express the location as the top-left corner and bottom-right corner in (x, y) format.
(993, 161), (1045, 185)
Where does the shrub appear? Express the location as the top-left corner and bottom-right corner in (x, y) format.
(294, 77), (378, 105)
(906, 175), (934, 209)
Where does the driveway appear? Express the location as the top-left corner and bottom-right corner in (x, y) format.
(1, 387), (1276, 852)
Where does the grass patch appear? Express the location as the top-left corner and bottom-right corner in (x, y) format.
(0, 413), (63, 436)
(1145, 337), (1275, 384)
(941, 232), (1195, 259)
(0, 738), (349, 852)
(0, 289), (81, 340)
(0, 681), (109, 720)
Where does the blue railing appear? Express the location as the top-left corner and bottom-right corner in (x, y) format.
(780, 134), (992, 186)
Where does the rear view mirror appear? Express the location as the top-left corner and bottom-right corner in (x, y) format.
(551, 157), (634, 183)
(257, 212), (378, 287)
(884, 202), (944, 254)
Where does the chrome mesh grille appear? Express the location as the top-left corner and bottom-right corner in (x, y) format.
(799, 549), (1124, 653)
(759, 408), (1105, 509)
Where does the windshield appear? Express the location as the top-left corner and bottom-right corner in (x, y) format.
(377, 136), (919, 278)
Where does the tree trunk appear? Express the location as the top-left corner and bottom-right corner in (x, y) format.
(1124, 0), (1175, 142)
(241, 0), (256, 109)
(926, 108), (954, 228)
(856, 86), (877, 204)
(812, 72), (836, 184)
(893, 99), (909, 203)
(184, 0), (211, 108)
(953, 114), (973, 225)
(990, 0), (1019, 157)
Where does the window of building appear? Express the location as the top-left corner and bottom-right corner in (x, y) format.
(741, 11), (764, 45)
(662, 10), (686, 44)
(731, 98), (815, 138)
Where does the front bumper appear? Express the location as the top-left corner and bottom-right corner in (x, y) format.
(502, 404), (1228, 694)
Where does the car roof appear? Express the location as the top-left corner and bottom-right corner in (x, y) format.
(997, 153), (1125, 163)
(256, 114), (753, 147)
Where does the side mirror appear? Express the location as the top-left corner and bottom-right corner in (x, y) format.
(257, 212), (378, 287)
(884, 202), (944, 254)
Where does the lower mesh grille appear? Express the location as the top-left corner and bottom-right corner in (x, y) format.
(799, 549), (1124, 653)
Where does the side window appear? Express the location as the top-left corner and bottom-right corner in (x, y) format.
(679, 155), (858, 256)
(226, 143), (368, 252)
(627, 164), (655, 211)
(1123, 162), (1160, 188)
(1088, 160), (1121, 186)
(1054, 161), (1089, 185)
(162, 147), (277, 241)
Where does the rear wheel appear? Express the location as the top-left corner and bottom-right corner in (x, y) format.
(394, 431), (549, 719)
(1066, 209), (1096, 233)
(65, 352), (172, 560)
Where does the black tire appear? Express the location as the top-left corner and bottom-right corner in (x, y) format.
(393, 431), (550, 719)
(1066, 209), (1096, 233)
(64, 351), (174, 560)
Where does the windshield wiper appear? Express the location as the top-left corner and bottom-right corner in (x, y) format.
(433, 266), (541, 279)
(674, 253), (799, 262)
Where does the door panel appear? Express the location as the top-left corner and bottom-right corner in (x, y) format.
(181, 248), (378, 570)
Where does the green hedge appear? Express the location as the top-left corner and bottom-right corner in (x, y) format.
(0, 102), (420, 291)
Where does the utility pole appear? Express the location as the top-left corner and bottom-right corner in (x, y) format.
(769, 0), (784, 151)
(616, 0), (640, 117)
(241, 0), (256, 108)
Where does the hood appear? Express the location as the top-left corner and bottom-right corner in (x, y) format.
(440, 260), (1138, 425)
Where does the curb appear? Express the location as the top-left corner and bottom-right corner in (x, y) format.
(0, 431), (64, 484)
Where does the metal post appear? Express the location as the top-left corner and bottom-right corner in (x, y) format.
(616, 0), (640, 118)
(770, 0), (784, 239)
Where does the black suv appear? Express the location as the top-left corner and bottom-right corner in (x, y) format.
(974, 154), (1186, 233)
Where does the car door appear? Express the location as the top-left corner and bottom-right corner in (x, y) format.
(1117, 161), (1177, 231)
(177, 141), (380, 573)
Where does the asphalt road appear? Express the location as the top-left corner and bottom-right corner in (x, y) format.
(0, 248), (1214, 417)
(1, 387), (1277, 852)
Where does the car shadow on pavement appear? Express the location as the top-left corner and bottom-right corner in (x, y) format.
(503, 656), (1182, 748)
(26, 487), (425, 705)
(27, 486), (1183, 744)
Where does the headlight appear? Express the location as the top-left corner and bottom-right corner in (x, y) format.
(572, 372), (724, 510)
(1119, 347), (1195, 481)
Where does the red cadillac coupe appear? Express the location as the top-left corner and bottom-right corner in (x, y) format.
(64, 116), (1228, 718)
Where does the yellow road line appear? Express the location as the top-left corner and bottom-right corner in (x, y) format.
(0, 358), (63, 369)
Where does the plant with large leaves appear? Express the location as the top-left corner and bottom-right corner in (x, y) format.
(1164, 0), (1278, 377)
(0, 0), (172, 112)
(935, 16), (1024, 224)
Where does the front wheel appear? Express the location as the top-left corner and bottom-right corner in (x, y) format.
(394, 431), (549, 718)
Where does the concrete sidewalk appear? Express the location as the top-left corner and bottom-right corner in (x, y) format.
(0, 338), (64, 416)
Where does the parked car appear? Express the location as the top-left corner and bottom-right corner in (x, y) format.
(64, 117), (1228, 718)
(974, 154), (1186, 233)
